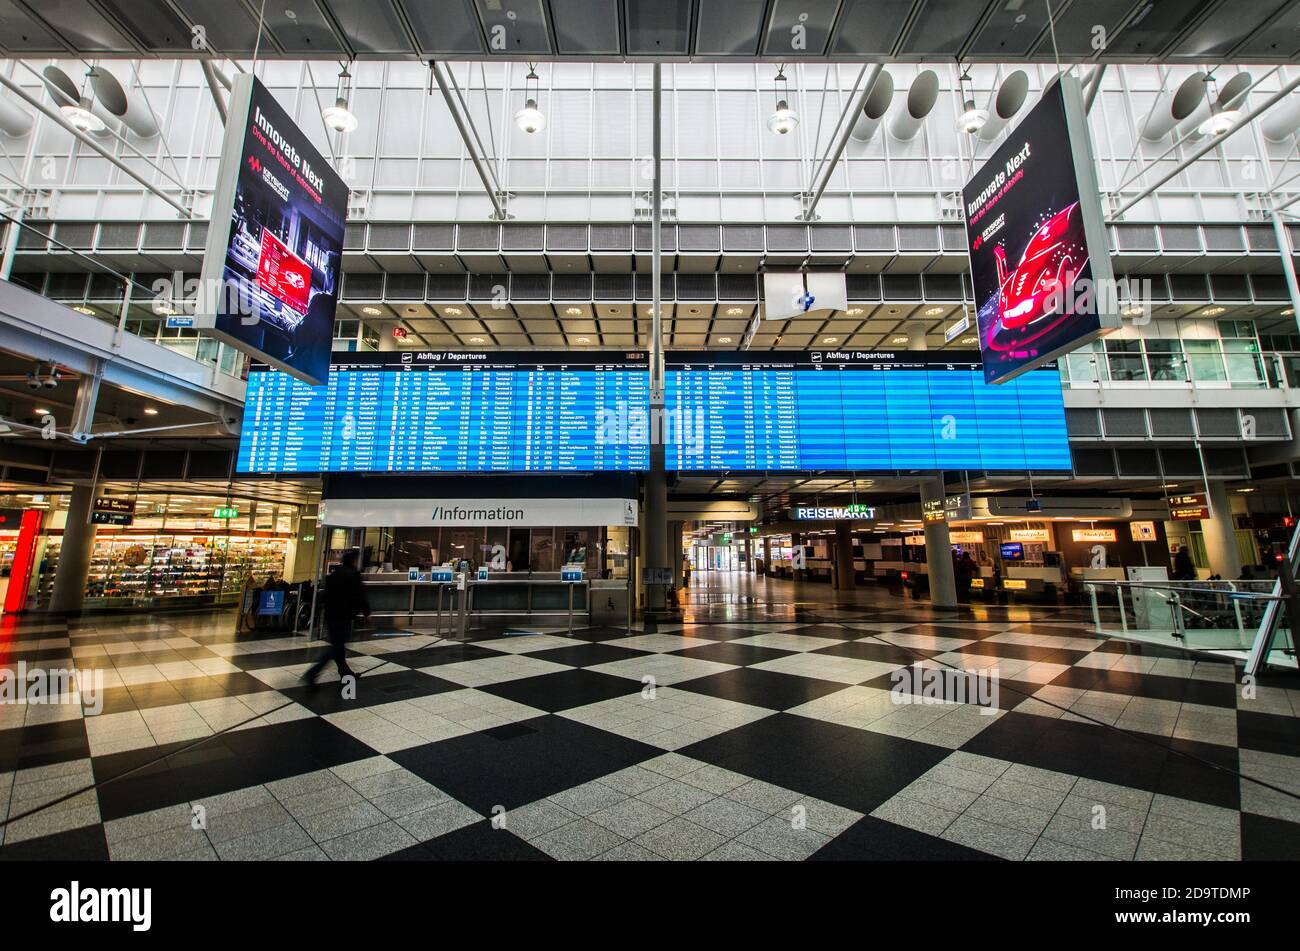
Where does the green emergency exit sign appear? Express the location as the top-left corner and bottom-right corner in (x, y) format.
(214, 506), (239, 519)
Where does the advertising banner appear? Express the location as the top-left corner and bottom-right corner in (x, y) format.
(197, 74), (347, 386)
(962, 74), (1118, 384)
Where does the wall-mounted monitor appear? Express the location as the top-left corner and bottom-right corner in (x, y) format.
(1000, 541), (1025, 561)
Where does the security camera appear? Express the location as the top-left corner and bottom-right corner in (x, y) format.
(26, 373), (40, 390)
(43, 374), (58, 389)
(1025, 499), (1041, 513)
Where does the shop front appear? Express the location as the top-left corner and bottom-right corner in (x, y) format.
(1, 491), (302, 612)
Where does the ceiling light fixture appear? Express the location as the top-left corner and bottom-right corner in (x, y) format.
(565, 307), (582, 316)
(33, 407), (50, 416)
(718, 336), (733, 344)
(72, 305), (95, 316)
(767, 66), (799, 135)
(1198, 103), (1240, 137)
(469, 336), (486, 344)
(361, 306), (382, 316)
(924, 306), (944, 316)
(444, 306), (463, 316)
(727, 307), (744, 316)
(1202, 306), (1226, 316)
(143, 407), (159, 416)
(60, 73), (105, 134)
(322, 64), (358, 133)
(515, 64), (545, 134)
(956, 66), (986, 135)
(575, 336), (591, 344)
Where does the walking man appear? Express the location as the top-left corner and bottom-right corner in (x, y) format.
(304, 549), (370, 688)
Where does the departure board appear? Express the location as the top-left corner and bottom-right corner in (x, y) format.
(236, 350), (1072, 474)
(237, 351), (650, 473)
(666, 352), (1072, 471)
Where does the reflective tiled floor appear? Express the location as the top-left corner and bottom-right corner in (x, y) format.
(2, 574), (1299, 861)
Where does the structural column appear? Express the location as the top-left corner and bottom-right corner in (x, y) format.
(833, 522), (856, 590)
(791, 531), (805, 581)
(919, 477), (957, 608)
(669, 520), (684, 585)
(762, 537), (771, 576)
(1202, 480), (1243, 580)
(640, 63), (675, 623)
(50, 483), (98, 613)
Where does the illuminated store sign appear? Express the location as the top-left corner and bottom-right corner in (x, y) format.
(792, 504), (877, 521)
(1071, 528), (1117, 543)
(1008, 528), (1050, 542)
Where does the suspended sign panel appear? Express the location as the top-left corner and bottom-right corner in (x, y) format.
(963, 74), (1118, 385)
(196, 74), (346, 386)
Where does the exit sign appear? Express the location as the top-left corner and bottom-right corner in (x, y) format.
(214, 506), (239, 519)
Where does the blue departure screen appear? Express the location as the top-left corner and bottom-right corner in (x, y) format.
(236, 350), (1072, 474)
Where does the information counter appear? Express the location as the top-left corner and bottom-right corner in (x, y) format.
(345, 569), (624, 636)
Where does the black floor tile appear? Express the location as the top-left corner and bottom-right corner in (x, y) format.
(281, 668), (463, 715)
(961, 711), (1240, 808)
(1240, 811), (1300, 860)
(674, 667), (848, 711)
(811, 640), (935, 665)
(385, 820), (553, 860)
(668, 641), (796, 667)
(680, 713), (949, 813)
(527, 642), (653, 668)
(1237, 710), (1300, 758)
(378, 643), (504, 669)
(896, 623), (1002, 641)
(0, 824), (109, 861)
(0, 719), (89, 772)
(810, 816), (999, 861)
(224, 647), (327, 670)
(476, 668), (642, 713)
(675, 624), (782, 642)
(1048, 666), (1237, 708)
(92, 717), (377, 821)
(953, 640), (1090, 666)
(390, 714), (659, 813)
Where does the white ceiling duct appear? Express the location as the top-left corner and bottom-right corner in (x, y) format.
(889, 69), (938, 142)
(0, 95), (33, 137)
(41, 65), (116, 136)
(849, 69), (894, 143)
(976, 69), (1029, 141)
(1263, 93), (1300, 142)
(1141, 71), (1206, 141)
(88, 67), (159, 139)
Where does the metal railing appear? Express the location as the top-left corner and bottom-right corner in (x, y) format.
(1085, 579), (1287, 658)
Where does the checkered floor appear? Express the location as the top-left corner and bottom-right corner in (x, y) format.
(2, 589), (1299, 861)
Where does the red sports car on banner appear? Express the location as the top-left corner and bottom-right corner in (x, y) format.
(991, 201), (1087, 335)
